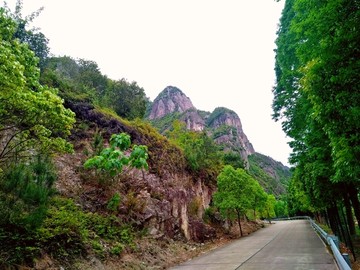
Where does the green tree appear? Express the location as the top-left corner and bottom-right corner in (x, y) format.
(261, 194), (276, 223)
(274, 199), (288, 218)
(213, 165), (258, 236)
(3, 0), (49, 68)
(0, 8), (75, 165)
(223, 151), (245, 169)
(251, 181), (268, 219)
(167, 120), (223, 182)
(273, 0), (360, 232)
(0, 156), (57, 229)
(76, 58), (108, 99)
(104, 79), (147, 120)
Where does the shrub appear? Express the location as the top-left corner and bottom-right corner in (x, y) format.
(84, 133), (148, 183)
(0, 195), (136, 267)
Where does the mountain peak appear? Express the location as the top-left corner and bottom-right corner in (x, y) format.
(148, 86), (195, 120)
(207, 107), (255, 158)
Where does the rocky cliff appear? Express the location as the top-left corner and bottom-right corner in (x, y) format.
(147, 86), (255, 164)
(207, 107), (255, 159)
(148, 86), (196, 120)
(60, 101), (216, 242)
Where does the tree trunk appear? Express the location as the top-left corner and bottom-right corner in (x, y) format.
(348, 184), (360, 230)
(344, 192), (356, 235)
(236, 209), (243, 237)
(327, 206), (339, 236)
(267, 210), (272, 224)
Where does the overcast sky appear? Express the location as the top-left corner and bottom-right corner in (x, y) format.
(7, 0), (291, 166)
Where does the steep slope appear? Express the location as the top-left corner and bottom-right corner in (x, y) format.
(207, 107), (255, 160)
(61, 101), (216, 242)
(248, 153), (291, 196)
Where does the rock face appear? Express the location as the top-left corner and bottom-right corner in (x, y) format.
(207, 107), (255, 160)
(62, 101), (216, 242)
(148, 86), (195, 120)
(180, 109), (206, 132)
(148, 86), (255, 163)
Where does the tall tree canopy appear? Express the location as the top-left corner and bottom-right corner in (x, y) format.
(41, 56), (148, 120)
(3, 0), (49, 68)
(213, 165), (267, 236)
(273, 0), (360, 235)
(0, 8), (75, 165)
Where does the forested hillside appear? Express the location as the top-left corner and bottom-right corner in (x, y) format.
(248, 153), (291, 196)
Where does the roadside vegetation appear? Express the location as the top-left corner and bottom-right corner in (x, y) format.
(273, 0), (360, 264)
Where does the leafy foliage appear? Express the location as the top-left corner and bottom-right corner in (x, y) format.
(272, 0), (360, 226)
(0, 196), (135, 267)
(274, 198), (288, 218)
(84, 133), (148, 180)
(3, 0), (49, 68)
(41, 56), (148, 120)
(167, 121), (223, 183)
(0, 8), (75, 165)
(261, 194), (276, 221)
(104, 79), (147, 120)
(0, 156), (56, 230)
(222, 151), (245, 169)
(248, 153), (291, 196)
(213, 165), (269, 235)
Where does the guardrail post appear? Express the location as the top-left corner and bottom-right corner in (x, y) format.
(342, 253), (351, 268)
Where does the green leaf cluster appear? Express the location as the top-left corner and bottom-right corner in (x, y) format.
(167, 121), (223, 183)
(84, 133), (148, 179)
(0, 8), (75, 165)
(213, 165), (276, 235)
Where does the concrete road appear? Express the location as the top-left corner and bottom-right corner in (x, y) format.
(169, 220), (337, 270)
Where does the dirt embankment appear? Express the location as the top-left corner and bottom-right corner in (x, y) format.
(73, 220), (265, 270)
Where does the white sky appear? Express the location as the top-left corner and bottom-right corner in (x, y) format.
(7, 0), (292, 166)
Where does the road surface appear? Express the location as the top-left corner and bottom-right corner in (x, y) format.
(169, 220), (337, 270)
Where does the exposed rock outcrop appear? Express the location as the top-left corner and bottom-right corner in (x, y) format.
(207, 107), (255, 160)
(180, 109), (206, 131)
(148, 86), (195, 120)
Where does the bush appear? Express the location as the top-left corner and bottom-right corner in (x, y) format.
(0, 156), (56, 229)
(0, 195), (136, 267)
(0, 156), (57, 266)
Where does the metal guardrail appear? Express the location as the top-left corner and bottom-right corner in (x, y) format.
(272, 216), (352, 270)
